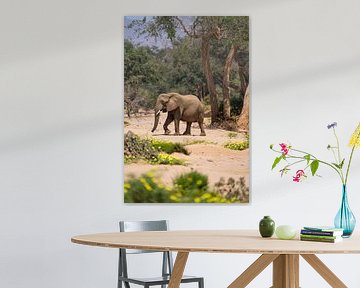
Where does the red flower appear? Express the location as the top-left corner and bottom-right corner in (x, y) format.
(293, 170), (305, 182)
(279, 143), (289, 155)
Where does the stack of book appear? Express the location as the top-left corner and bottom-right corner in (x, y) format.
(300, 226), (344, 243)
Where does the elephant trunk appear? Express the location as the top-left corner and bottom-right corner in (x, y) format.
(151, 100), (163, 132)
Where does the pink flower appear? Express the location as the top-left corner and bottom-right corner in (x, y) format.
(293, 170), (305, 182)
(279, 143), (289, 155)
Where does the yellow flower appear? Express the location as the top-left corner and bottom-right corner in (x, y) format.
(170, 195), (179, 201)
(349, 122), (360, 148)
(140, 178), (152, 191)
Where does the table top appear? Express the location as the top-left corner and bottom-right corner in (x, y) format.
(71, 230), (360, 254)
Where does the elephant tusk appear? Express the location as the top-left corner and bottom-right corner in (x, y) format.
(156, 111), (161, 117)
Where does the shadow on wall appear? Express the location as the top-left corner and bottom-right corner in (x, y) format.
(0, 112), (121, 153)
(256, 56), (360, 92)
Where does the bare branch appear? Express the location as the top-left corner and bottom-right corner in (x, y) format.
(173, 16), (201, 38)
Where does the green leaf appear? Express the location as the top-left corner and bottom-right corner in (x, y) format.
(280, 167), (290, 177)
(270, 144), (274, 149)
(339, 158), (345, 169)
(332, 159), (345, 169)
(304, 154), (311, 164)
(271, 156), (282, 170)
(332, 162), (341, 169)
(310, 160), (319, 176)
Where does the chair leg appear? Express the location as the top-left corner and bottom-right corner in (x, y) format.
(198, 278), (204, 288)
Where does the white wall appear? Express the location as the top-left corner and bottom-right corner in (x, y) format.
(1, 0), (360, 287)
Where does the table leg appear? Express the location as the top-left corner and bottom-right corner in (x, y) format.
(228, 254), (279, 288)
(272, 254), (299, 288)
(301, 254), (347, 288)
(168, 252), (189, 288)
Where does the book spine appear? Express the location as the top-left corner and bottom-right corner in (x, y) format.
(300, 234), (337, 240)
(300, 237), (337, 243)
(301, 230), (336, 236)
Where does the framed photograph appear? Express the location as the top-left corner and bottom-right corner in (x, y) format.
(124, 16), (249, 203)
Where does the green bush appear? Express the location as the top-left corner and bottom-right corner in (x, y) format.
(227, 132), (238, 139)
(124, 172), (171, 203)
(224, 140), (249, 151)
(151, 153), (186, 165)
(124, 132), (186, 165)
(124, 131), (158, 161)
(124, 170), (242, 203)
(151, 139), (189, 155)
(184, 140), (216, 146)
(173, 170), (208, 191)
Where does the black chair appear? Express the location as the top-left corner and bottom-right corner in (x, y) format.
(118, 220), (204, 288)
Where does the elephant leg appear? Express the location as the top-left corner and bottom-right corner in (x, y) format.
(174, 119), (180, 135)
(198, 119), (206, 136)
(173, 110), (180, 135)
(183, 122), (192, 135)
(163, 113), (174, 135)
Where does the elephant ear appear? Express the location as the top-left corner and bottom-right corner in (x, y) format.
(166, 93), (179, 111)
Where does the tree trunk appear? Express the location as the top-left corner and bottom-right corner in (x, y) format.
(237, 85), (249, 131)
(238, 58), (249, 97)
(223, 45), (238, 120)
(201, 36), (218, 124)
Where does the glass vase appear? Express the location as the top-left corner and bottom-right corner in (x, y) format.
(334, 185), (356, 237)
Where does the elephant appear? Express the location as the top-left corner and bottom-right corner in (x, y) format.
(151, 92), (206, 136)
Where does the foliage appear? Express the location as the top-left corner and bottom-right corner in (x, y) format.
(224, 140), (249, 150)
(270, 122), (360, 184)
(214, 177), (249, 203)
(227, 132), (238, 139)
(124, 171), (171, 203)
(124, 131), (158, 162)
(150, 153), (186, 165)
(184, 140), (216, 146)
(124, 16), (249, 127)
(218, 93), (245, 117)
(151, 139), (189, 155)
(124, 170), (243, 203)
(173, 170), (208, 191)
(124, 131), (186, 165)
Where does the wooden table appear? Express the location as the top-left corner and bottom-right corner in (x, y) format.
(71, 230), (360, 288)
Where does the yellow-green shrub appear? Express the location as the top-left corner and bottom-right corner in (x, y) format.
(224, 140), (249, 151)
(124, 170), (242, 203)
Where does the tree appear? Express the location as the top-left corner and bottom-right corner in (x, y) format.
(167, 38), (205, 95)
(124, 40), (163, 114)
(126, 16), (250, 128)
(237, 51), (249, 97)
(221, 17), (249, 120)
(237, 85), (249, 131)
(131, 16), (224, 124)
(223, 44), (238, 119)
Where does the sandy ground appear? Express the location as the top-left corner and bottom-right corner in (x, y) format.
(124, 112), (249, 187)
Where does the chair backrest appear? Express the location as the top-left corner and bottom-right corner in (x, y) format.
(118, 220), (174, 283)
(119, 220), (169, 254)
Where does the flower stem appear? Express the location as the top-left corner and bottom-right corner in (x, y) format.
(286, 154), (344, 182)
(291, 148), (317, 159)
(333, 128), (345, 181)
(345, 145), (356, 185)
(345, 130), (360, 185)
(333, 128), (342, 163)
(284, 159), (306, 169)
